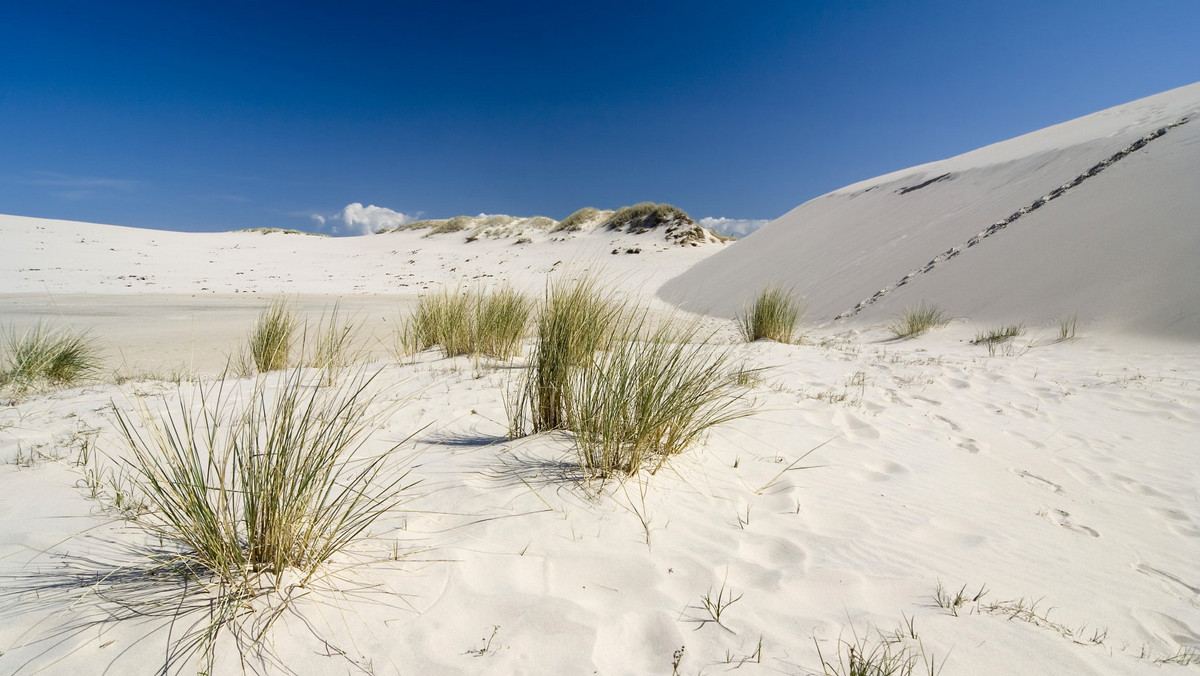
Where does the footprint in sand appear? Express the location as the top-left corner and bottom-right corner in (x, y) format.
(831, 409), (880, 440)
(1133, 563), (1200, 600)
(1013, 469), (1064, 495)
(1149, 507), (1200, 538)
(1039, 508), (1099, 537)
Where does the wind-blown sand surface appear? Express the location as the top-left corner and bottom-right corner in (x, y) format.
(2, 86), (1199, 675)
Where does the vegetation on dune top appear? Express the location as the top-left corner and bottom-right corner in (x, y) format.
(231, 227), (329, 237)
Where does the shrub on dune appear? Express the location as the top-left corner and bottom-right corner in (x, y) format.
(0, 322), (102, 393)
(737, 285), (803, 343)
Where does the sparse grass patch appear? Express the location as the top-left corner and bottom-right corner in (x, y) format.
(303, 303), (362, 372)
(1, 322), (102, 394)
(887, 304), (947, 339)
(738, 285), (803, 343)
(401, 286), (531, 359)
(1057, 313), (1079, 342)
(815, 623), (944, 676)
(971, 324), (1025, 356)
(248, 299), (299, 372)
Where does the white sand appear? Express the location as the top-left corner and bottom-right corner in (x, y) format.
(2, 86), (1199, 674)
(660, 81), (1200, 341)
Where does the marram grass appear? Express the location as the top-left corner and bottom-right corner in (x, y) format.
(113, 368), (414, 589)
(887, 303), (948, 339)
(0, 322), (102, 394)
(401, 285), (532, 359)
(248, 299), (299, 372)
(738, 286), (803, 343)
(509, 275), (622, 436)
(567, 314), (752, 477)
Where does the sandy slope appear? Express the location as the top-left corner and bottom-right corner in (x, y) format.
(659, 82), (1200, 340)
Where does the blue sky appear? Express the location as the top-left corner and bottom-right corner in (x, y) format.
(2, 1), (1198, 236)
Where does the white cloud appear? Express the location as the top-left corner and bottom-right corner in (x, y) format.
(698, 217), (771, 238)
(315, 202), (415, 235)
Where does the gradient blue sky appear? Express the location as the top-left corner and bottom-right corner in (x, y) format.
(2, 1), (1198, 235)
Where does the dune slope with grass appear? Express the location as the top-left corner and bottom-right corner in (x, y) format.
(659, 81), (1200, 339)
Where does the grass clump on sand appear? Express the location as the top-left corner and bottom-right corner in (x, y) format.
(972, 324), (1025, 356)
(248, 299), (299, 372)
(887, 303), (948, 339)
(567, 314), (751, 477)
(402, 286), (532, 359)
(509, 276), (622, 436)
(113, 368), (413, 590)
(0, 322), (102, 394)
(738, 285), (803, 343)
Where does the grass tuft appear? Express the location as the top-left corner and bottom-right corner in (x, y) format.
(112, 368), (413, 589)
(248, 299), (299, 372)
(738, 286), (803, 343)
(887, 304), (948, 339)
(302, 302), (362, 372)
(1057, 313), (1079, 342)
(971, 324), (1025, 356)
(509, 276), (623, 436)
(567, 314), (751, 477)
(401, 286), (532, 359)
(1, 322), (102, 394)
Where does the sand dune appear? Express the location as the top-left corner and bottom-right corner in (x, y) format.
(660, 82), (1200, 340)
(1, 88), (1198, 675)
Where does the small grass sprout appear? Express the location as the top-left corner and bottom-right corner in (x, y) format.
(738, 285), (803, 343)
(248, 299), (299, 372)
(1, 322), (102, 394)
(887, 303), (948, 339)
(1057, 313), (1079, 342)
